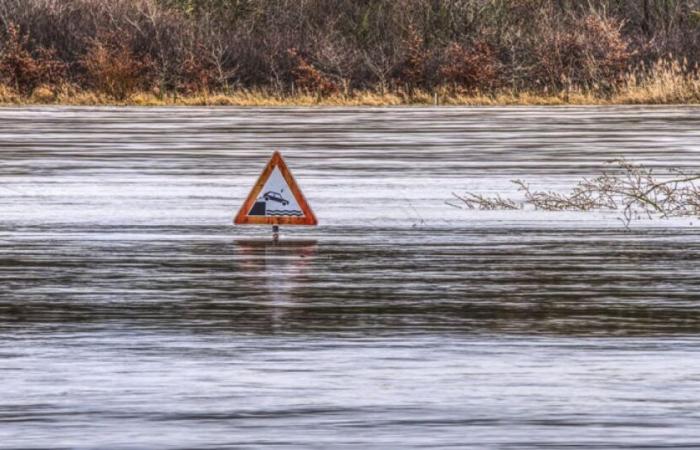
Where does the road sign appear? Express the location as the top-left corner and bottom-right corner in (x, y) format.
(234, 151), (317, 226)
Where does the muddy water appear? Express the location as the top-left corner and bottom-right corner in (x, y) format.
(1, 107), (700, 448)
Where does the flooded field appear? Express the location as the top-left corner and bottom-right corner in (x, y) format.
(2, 106), (700, 448)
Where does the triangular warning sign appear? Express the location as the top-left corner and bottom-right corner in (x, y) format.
(234, 151), (317, 226)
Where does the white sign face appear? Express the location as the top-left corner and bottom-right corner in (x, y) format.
(248, 167), (304, 217)
(234, 151), (317, 226)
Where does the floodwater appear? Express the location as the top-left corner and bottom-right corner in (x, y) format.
(2, 106), (700, 449)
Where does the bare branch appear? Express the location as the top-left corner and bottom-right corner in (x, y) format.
(453, 160), (700, 226)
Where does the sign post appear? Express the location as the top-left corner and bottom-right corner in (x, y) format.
(234, 151), (317, 239)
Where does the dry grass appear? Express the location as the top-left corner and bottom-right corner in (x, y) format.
(2, 61), (700, 106)
(615, 60), (700, 104)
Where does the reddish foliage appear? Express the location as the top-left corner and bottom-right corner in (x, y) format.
(399, 25), (427, 90)
(287, 48), (337, 96)
(81, 34), (152, 100)
(439, 41), (498, 91)
(179, 44), (218, 94)
(0, 23), (66, 94)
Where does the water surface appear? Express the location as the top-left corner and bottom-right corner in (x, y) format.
(1, 107), (700, 448)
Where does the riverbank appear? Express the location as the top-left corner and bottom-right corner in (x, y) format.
(3, 90), (699, 107)
(4, 1), (700, 110)
(1, 60), (699, 107)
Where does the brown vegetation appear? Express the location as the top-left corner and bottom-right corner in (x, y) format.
(0, 23), (65, 95)
(440, 41), (498, 93)
(0, 0), (700, 105)
(288, 48), (338, 96)
(81, 34), (152, 100)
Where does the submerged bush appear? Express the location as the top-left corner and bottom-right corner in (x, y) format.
(450, 160), (700, 228)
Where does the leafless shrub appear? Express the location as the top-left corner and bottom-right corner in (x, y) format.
(451, 160), (700, 228)
(177, 42), (219, 95)
(532, 12), (632, 91)
(308, 30), (359, 96)
(196, 15), (239, 93)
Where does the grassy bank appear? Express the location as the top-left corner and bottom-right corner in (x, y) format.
(3, 60), (699, 107)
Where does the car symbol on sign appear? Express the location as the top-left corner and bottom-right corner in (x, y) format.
(263, 191), (289, 206)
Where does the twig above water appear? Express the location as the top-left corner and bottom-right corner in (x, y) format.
(449, 160), (700, 228)
(449, 192), (519, 210)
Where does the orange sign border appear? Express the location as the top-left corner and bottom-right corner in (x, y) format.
(234, 151), (318, 226)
